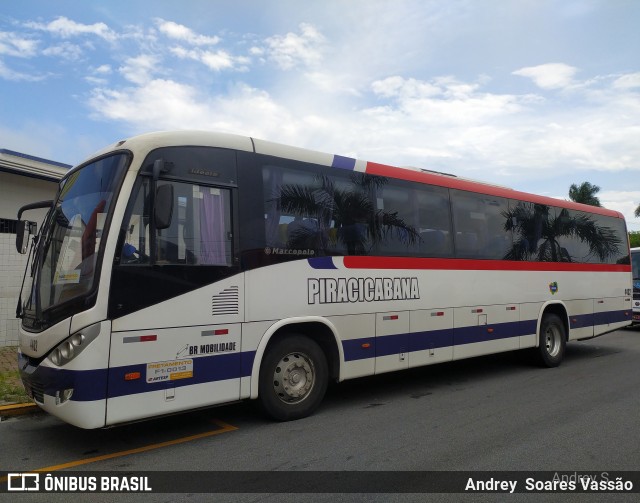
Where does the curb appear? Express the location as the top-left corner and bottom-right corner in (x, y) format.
(0, 402), (39, 418)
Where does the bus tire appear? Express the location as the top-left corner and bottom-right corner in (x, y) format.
(535, 313), (566, 367)
(258, 334), (328, 421)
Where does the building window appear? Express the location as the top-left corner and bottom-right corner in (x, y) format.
(0, 218), (18, 234)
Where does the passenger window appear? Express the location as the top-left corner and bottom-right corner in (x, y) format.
(451, 190), (511, 259)
(263, 164), (375, 256)
(121, 178), (232, 266)
(376, 182), (452, 257)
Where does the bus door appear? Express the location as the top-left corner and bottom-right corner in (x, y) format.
(107, 172), (242, 425)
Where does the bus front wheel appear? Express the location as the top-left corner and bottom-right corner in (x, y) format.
(535, 313), (566, 367)
(258, 335), (328, 421)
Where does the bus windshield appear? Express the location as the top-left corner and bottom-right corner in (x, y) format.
(23, 153), (130, 327)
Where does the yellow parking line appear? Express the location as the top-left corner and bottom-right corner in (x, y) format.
(1, 419), (237, 479)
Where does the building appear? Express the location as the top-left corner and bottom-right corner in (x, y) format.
(0, 149), (70, 346)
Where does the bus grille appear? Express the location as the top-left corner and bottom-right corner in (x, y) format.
(212, 286), (239, 316)
(25, 378), (45, 403)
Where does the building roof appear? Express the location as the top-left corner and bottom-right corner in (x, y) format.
(0, 148), (71, 182)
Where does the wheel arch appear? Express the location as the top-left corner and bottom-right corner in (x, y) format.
(537, 301), (569, 346)
(250, 317), (343, 399)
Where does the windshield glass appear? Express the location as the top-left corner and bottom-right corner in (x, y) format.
(25, 153), (130, 320)
(632, 251), (640, 283)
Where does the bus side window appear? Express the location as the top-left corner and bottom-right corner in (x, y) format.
(451, 190), (511, 260)
(120, 178), (233, 266)
(156, 182), (232, 266)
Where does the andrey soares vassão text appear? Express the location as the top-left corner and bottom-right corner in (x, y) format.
(465, 475), (634, 493)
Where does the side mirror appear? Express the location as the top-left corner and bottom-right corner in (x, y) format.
(15, 220), (35, 254)
(154, 184), (174, 230)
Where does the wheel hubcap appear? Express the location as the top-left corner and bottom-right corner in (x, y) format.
(545, 325), (561, 357)
(272, 352), (315, 404)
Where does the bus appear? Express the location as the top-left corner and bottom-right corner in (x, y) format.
(632, 247), (640, 324)
(15, 131), (632, 429)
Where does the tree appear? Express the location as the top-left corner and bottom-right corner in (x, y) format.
(635, 204), (640, 218)
(503, 202), (621, 263)
(568, 182), (601, 207)
(276, 173), (419, 255)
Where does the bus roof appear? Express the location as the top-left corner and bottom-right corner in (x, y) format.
(87, 130), (625, 220)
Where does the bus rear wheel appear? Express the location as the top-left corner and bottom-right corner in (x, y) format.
(535, 313), (566, 367)
(258, 335), (328, 421)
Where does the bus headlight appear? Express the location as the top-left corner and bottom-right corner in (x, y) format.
(48, 323), (100, 367)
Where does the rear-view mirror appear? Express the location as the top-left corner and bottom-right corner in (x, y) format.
(15, 220), (33, 254)
(154, 184), (174, 230)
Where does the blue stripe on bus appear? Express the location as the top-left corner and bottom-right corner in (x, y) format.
(332, 155), (356, 170)
(571, 310), (632, 329)
(409, 328), (454, 353)
(308, 256), (337, 269)
(30, 310), (629, 402)
(341, 310), (629, 361)
(106, 352), (256, 399)
(454, 321), (525, 345)
(28, 351), (257, 402)
(342, 320), (533, 361)
(342, 337), (375, 361)
(570, 313), (594, 329)
(29, 366), (109, 402)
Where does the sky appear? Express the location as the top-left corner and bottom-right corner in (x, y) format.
(1, 0), (639, 230)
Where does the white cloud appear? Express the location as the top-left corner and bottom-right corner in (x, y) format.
(0, 59), (44, 81)
(262, 23), (325, 70)
(601, 190), (640, 230)
(42, 42), (83, 61)
(155, 19), (220, 46)
(118, 54), (160, 85)
(88, 79), (296, 140)
(513, 63), (578, 90)
(94, 64), (112, 75)
(170, 46), (249, 72)
(613, 72), (640, 90)
(369, 75), (524, 127)
(0, 31), (38, 57)
(25, 16), (117, 42)
(85, 64), (113, 85)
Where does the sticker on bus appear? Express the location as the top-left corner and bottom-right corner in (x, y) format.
(146, 360), (194, 383)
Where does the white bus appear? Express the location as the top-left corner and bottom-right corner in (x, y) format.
(15, 131), (632, 429)
(632, 247), (640, 324)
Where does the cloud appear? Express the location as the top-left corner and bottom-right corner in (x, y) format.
(42, 42), (83, 61)
(369, 75), (525, 127)
(0, 59), (44, 81)
(513, 63), (578, 90)
(118, 54), (161, 85)
(612, 72), (640, 90)
(170, 46), (249, 72)
(155, 19), (220, 46)
(260, 23), (325, 70)
(0, 31), (38, 57)
(25, 16), (117, 42)
(85, 64), (113, 85)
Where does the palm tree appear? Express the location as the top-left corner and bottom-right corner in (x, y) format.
(568, 182), (601, 207)
(635, 203), (640, 218)
(503, 202), (621, 263)
(276, 173), (420, 255)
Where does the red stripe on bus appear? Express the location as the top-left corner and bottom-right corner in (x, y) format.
(363, 162), (624, 219)
(342, 256), (630, 273)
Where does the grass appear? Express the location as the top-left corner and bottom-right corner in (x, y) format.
(0, 347), (31, 404)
